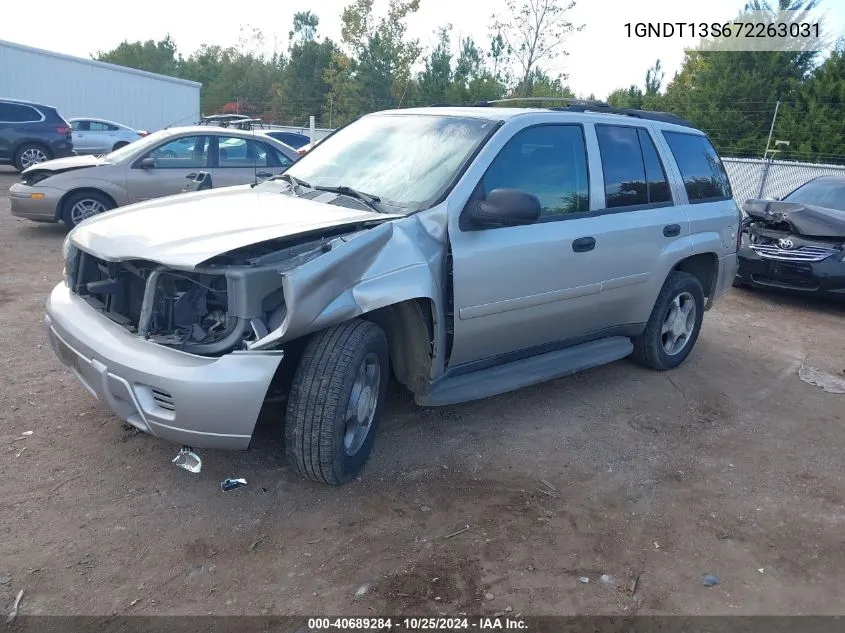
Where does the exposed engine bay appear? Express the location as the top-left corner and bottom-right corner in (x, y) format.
(64, 227), (366, 356)
(741, 199), (845, 261)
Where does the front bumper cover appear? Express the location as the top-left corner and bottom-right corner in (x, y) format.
(45, 282), (283, 449)
(736, 246), (845, 297)
(9, 182), (63, 221)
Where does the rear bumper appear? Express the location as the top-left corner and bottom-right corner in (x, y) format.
(45, 283), (283, 449)
(737, 246), (845, 297)
(9, 182), (63, 221)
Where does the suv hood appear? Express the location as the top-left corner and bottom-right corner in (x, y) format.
(69, 185), (401, 268)
(23, 154), (105, 175)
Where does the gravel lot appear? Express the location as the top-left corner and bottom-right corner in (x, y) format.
(1, 166), (844, 616)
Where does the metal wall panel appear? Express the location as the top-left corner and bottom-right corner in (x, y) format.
(0, 39), (201, 132)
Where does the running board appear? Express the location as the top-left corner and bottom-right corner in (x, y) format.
(416, 336), (634, 406)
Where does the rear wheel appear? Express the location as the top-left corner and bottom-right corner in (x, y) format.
(631, 271), (705, 371)
(284, 319), (389, 485)
(14, 143), (51, 171)
(61, 191), (115, 229)
(112, 141), (129, 151)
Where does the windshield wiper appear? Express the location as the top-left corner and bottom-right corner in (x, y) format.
(314, 185), (384, 213)
(264, 173), (311, 191)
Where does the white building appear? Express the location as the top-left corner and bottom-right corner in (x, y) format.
(0, 39), (201, 132)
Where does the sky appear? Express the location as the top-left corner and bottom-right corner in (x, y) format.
(1, 0), (843, 99)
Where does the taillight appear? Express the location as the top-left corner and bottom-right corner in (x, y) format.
(57, 126), (71, 134)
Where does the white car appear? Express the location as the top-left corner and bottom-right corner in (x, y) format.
(69, 118), (147, 155)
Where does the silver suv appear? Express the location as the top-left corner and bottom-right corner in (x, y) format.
(46, 104), (740, 485)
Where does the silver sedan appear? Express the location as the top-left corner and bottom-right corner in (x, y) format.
(69, 118), (146, 154)
(9, 126), (299, 228)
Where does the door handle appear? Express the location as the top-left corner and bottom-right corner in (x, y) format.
(256, 171), (273, 179)
(572, 237), (596, 253)
(663, 224), (681, 237)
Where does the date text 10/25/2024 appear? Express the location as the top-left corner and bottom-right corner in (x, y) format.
(307, 617), (528, 630)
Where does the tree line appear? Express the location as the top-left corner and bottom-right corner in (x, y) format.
(97, 0), (845, 164)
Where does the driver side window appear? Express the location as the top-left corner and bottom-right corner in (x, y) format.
(479, 125), (590, 217)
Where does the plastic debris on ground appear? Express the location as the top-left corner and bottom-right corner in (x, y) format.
(702, 574), (720, 587)
(579, 577), (590, 584)
(353, 584), (370, 601)
(599, 574), (616, 587)
(798, 365), (845, 394)
(221, 477), (248, 492)
(6, 589), (24, 624)
(172, 446), (202, 473)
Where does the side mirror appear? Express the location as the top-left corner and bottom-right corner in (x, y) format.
(138, 157), (156, 169)
(463, 188), (541, 229)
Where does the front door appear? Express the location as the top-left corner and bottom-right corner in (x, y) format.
(125, 134), (211, 202)
(447, 123), (608, 366)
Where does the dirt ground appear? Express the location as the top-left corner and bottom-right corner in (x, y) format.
(1, 166), (844, 617)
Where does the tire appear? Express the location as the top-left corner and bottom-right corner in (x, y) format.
(112, 141), (129, 151)
(631, 271), (705, 371)
(14, 143), (52, 171)
(285, 319), (389, 485)
(61, 190), (115, 229)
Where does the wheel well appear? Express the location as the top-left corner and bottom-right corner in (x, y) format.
(365, 299), (434, 396)
(673, 253), (717, 298)
(113, 141), (129, 150)
(56, 188), (117, 221)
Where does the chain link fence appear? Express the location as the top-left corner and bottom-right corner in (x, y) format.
(723, 157), (845, 205)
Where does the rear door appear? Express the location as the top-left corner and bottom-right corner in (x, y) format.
(71, 120), (93, 154)
(87, 121), (120, 153)
(581, 123), (691, 328)
(0, 102), (17, 161)
(124, 134), (211, 202)
(211, 135), (293, 188)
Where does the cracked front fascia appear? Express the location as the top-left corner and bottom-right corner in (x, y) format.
(248, 206), (448, 363)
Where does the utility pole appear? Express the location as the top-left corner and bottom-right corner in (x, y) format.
(762, 100), (780, 159)
(329, 95), (333, 128)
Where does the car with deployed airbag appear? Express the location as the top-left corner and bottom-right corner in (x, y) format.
(46, 102), (740, 485)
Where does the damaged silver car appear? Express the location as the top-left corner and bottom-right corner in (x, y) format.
(46, 104), (740, 484)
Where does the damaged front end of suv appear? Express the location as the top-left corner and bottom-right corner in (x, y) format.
(736, 199), (845, 297)
(46, 185), (447, 453)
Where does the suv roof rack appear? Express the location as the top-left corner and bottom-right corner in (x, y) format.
(466, 97), (697, 129)
(198, 114), (252, 127)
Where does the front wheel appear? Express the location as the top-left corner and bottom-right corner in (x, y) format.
(285, 319), (389, 485)
(61, 190), (115, 229)
(631, 271), (705, 371)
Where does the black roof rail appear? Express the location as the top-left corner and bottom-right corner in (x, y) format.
(558, 103), (696, 128)
(473, 97), (611, 108)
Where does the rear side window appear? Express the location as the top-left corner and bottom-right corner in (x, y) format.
(480, 124), (590, 217)
(663, 131), (732, 202)
(0, 102), (42, 122)
(596, 124), (671, 208)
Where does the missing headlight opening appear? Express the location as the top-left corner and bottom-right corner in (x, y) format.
(64, 246), (298, 356)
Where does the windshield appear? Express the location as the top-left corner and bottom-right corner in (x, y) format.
(104, 129), (170, 162)
(784, 178), (845, 212)
(282, 114), (497, 211)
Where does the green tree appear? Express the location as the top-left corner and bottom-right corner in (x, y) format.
(447, 37), (507, 104)
(778, 38), (845, 162)
(290, 11), (319, 45)
(492, 0), (583, 96)
(96, 36), (181, 76)
(417, 26), (453, 105)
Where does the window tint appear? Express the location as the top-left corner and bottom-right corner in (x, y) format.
(596, 125), (648, 208)
(71, 120), (83, 131)
(0, 102), (41, 122)
(480, 125), (589, 217)
(784, 178), (845, 211)
(637, 129), (671, 203)
(663, 131), (732, 202)
(263, 143), (294, 168)
(146, 135), (209, 168)
(89, 121), (117, 132)
(217, 137), (281, 168)
(269, 132), (310, 148)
